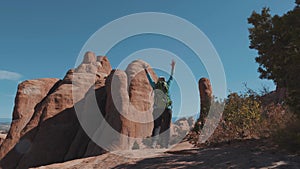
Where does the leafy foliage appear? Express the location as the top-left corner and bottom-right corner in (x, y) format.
(189, 87), (295, 148)
(248, 2), (300, 114)
(223, 92), (261, 134)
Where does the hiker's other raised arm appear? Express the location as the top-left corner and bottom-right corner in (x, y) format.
(167, 59), (175, 85)
(145, 68), (156, 89)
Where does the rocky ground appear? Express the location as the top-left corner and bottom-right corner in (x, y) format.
(33, 139), (300, 169)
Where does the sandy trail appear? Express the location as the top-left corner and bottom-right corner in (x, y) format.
(33, 139), (300, 169)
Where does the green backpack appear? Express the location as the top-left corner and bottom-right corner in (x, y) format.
(154, 81), (172, 108)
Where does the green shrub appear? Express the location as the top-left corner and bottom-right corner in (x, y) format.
(189, 87), (296, 148)
(223, 92), (261, 135)
(132, 141), (140, 150)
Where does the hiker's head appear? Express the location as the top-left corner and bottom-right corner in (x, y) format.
(158, 76), (165, 82)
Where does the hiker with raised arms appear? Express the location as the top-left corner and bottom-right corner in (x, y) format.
(144, 59), (175, 148)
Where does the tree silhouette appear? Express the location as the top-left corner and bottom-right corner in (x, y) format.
(248, 1), (300, 114)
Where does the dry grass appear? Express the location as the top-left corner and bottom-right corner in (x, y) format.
(188, 101), (297, 152)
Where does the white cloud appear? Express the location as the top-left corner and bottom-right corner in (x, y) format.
(0, 70), (22, 81)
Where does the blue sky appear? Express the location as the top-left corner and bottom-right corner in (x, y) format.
(0, 0), (296, 119)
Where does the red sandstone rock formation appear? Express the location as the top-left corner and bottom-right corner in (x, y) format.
(126, 60), (157, 137)
(0, 51), (112, 169)
(0, 78), (59, 160)
(195, 78), (213, 130)
(85, 60), (157, 152)
(0, 55), (159, 169)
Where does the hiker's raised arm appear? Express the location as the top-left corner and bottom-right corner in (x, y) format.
(170, 59), (175, 76)
(144, 66), (156, 89)
(167, 59), (175, 85)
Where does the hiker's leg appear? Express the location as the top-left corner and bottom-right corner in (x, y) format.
(160, 108), (172, 148)
(151, 108), (163, 147)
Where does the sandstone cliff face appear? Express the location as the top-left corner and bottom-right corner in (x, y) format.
(0, 52), (112, 169)
(0, 54), (160, 169)
(85, 60), (157, 152)
(199, 78), (212, 109)
(126, 60), (157, 112)
(125, 60), (157, 138)
(94, 70), (131, 150)
(197, 78), (213, 128)
(0, 78), (59, 160)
